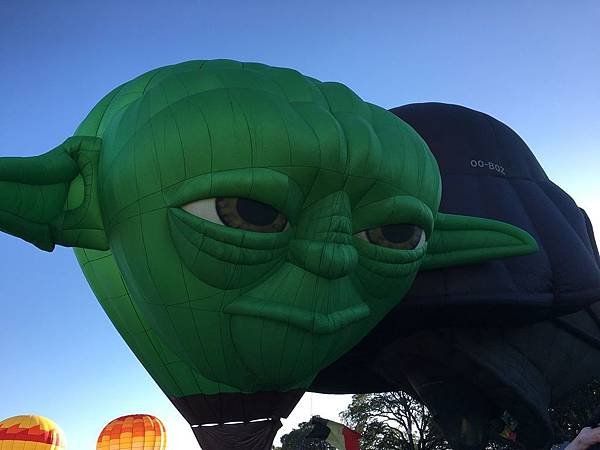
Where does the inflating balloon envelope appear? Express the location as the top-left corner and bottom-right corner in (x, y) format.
(0, 414), (66, 450)
(313, 103), (600, 450)
(0, 61), (539, 450)
(97, 414), (166, 450)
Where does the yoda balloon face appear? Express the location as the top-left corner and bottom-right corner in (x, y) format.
(0, 60), (536, 399)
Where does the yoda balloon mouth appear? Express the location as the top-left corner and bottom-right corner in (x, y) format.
(0, 60), (537, 418)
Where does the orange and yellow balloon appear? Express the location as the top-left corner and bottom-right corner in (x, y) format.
(97, 414), (166, 450)
(0, 415), (66, 450)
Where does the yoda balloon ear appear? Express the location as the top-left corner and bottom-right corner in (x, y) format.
(0, 136), (107, 252)
(423, 213), (538, 270)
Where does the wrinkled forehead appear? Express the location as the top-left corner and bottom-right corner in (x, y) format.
(102, 76), (440, 213)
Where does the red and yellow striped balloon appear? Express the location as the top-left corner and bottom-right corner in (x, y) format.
(97, 414), (166, 450)
(0, 415), (66, 450)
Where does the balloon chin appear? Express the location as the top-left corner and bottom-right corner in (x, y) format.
(229, 313), (334, 390)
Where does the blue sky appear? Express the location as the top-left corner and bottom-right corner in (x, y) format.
(0, 1), (598, 448)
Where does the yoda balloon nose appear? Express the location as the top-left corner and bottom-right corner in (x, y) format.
(0, 60), (537, 449)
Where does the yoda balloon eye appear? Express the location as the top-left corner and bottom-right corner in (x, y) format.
(217, 197), (288, 232)
(359, 224), (425, 250)
(183, 197), (288, 232)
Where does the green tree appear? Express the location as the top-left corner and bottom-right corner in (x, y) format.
(279, 380), (600, 450)
(550, 379), (600, 444)
(341, 392), (448, 450)
(280, 421), (335, 450)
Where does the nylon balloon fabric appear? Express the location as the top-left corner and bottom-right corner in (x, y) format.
(389, 103), (600, 450)
(0, 415), (66, 450)
(0, 62), (540, 449)
(313, 103), (600, 450)
(395, 103), (600, 323)
(192, 420), (282, 450)
(96, 414), (166, 450)
(70, 60), (441, 404)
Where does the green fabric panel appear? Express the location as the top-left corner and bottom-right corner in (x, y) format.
(0, 145), (77, 249)
(423, 213), (538, 270)
(0, 137), (107, 251)
(0, 60), (539, 401)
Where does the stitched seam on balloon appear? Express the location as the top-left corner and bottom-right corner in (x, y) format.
(92, 84), (128, 137)
(276, 266), (308, 387)
(99, 98), (424, 206)
(542, 184), (600, 260)
(537, 182), (590, 293)
(502, 177), (541, 293)
(171, 213), (284, 269)
(171, 208), (290, 251)
(135, 174), (209, 389)
(105, 165), (416, 225)
(554, 317), (600, 351)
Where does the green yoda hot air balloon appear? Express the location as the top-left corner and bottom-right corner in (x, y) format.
(0, 60), (537, 449)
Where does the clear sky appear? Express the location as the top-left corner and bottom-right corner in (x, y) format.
(0, 1), (598, 448)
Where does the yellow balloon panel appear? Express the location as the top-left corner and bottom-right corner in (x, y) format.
(97, 415), (166, 450)
(0, 415), (66, 450)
